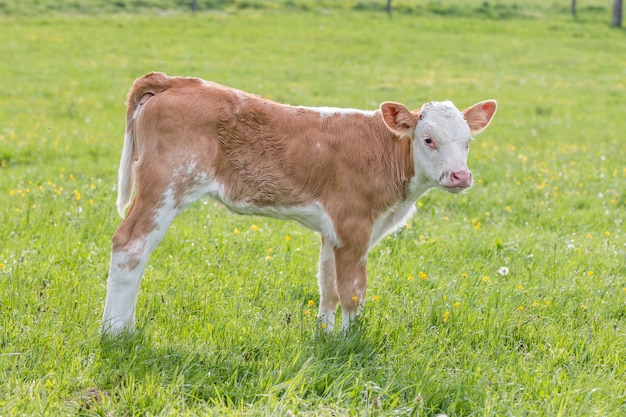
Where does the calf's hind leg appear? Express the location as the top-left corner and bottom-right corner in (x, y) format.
(102, 187), (182, 335)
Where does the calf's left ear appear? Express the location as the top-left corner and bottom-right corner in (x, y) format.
(380, 102), (419, 138)
(462, 100), (497, 134)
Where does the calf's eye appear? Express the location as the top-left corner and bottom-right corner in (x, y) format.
(423, 137), (436, 148)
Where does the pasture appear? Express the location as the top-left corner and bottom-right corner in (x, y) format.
(1, 1), (625, 415)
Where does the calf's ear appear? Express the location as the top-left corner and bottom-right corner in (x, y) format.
(462, 100), (497, 134)
(380, 102), (418, 138)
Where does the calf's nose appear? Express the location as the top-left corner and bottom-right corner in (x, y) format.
(450, 170), (472, 187)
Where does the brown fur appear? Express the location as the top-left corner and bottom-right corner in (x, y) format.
(124, 73), (414, 250)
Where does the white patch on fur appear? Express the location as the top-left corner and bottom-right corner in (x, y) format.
(298, 106), (377, 119)
(152, 189), (180, 235)
(370, 201), (417, 248)
(171, 162), (215, 208)
(209, 187), (341, 247)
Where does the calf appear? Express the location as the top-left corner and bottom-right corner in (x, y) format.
(102, 72), (497, 335)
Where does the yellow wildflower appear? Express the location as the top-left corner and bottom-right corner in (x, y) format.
(442, 311), (451, 323)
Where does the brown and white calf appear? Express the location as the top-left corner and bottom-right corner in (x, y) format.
(102, 72), (497, 335)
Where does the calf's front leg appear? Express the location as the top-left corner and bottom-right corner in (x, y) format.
(334, 245), (368, 331)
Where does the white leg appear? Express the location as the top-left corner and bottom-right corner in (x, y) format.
(102, 189), (180, 335)
(102, 240), (151, 335)
(317, 237), (339, 333)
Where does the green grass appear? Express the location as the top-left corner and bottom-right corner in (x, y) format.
(1, 2), (625, 416)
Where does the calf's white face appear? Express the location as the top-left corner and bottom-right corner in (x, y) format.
(414, 101), (474, 193)
(381, 99), (497, 194)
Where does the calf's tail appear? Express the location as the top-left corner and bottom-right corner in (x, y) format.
(116, 72), (171, 218)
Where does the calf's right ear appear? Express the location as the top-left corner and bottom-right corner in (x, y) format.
(380, 102), (418, 138)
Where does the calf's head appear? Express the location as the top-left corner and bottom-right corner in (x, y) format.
(381, 99), (497, 193)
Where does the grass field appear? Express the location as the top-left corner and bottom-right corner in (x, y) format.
(1, 1), (625, 416)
